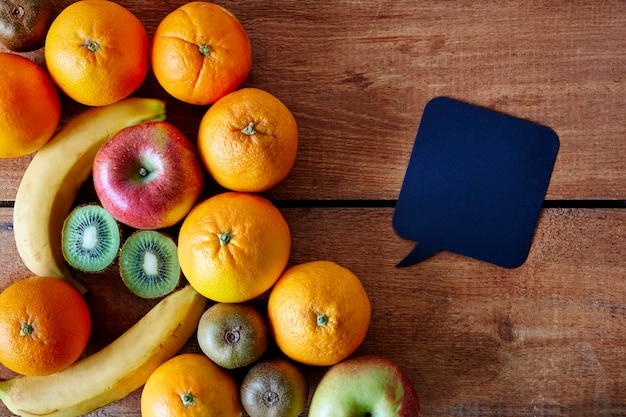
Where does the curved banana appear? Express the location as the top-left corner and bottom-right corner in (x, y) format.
(13, 97), (167, 292)
(0, 285), (207, 417)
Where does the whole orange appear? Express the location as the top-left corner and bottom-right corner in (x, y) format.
(177, 192), (291, 303)
(267, 261), (371, 366)
(0, 276), (91, 376)
(44, 0), (149, 106)
(151, 1), (252, 105)
(197, 88), (298, 192)
(0, 52), (60, 158)
(141, 353), (242, 417)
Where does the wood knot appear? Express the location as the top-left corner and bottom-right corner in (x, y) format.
(497, 317), (514, 342)
(341, 71), (374, 89)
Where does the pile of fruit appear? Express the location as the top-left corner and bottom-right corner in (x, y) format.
(0, 1), (420, 416)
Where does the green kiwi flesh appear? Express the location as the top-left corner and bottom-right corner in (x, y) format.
(61, 204), (121, 272)
(119, 230), (180, 298)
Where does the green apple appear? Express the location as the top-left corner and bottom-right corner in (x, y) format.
(309, 355), (420, 417)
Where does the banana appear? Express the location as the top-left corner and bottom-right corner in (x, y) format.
(0, 285), (207, 417)
(13, 97), (167, 292)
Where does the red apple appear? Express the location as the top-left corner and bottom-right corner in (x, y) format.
(309, 355), (420, 417)
(93, 121), (204, 230)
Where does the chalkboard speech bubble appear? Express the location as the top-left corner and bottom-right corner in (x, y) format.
(393, 97), (559, 268)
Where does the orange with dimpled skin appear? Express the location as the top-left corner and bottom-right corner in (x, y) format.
(141, 353), (243, 417)
(0, 52), (60, 158)
(0, 276), (91, 376)
(151, 1), (252, 105)
(44, 0), (149, 106)
(197, 87), (299, 193)
(267, 260), (371, 367)
(177, 192), (291, 303)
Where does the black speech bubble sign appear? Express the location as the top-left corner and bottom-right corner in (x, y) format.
(393, 97), (559, 268)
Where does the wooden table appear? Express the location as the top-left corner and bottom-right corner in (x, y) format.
(1, 1), (625, 415)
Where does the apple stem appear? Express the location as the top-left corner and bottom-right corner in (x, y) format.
(138, 166), (149, 177)
(180, 391), (196, 408)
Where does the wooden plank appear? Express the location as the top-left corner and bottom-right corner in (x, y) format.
(1, 206), (625, 416)
(1, 1), (624, 201)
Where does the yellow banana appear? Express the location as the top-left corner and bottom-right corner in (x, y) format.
(0, 285), (207, 417)
(13, 97), (167, 292)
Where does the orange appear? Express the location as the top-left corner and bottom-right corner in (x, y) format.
(0, 276), (91, 376)
(0, 52), (60, 158)
(141, 353), (242, 417)
(197, 88), (298, 192)
(177, 192), (290, 303)
(44, 0), (149, 106)
(151, 1), (252, 105)
(267, 261), (371, 366)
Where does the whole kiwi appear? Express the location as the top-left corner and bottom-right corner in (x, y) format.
(240, 358), (308, 417)
(0, 0), (57, 52)
(197, 302), (269, 369)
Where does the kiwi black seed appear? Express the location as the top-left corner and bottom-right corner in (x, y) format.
(61, 204), (121, 273)
(119, 230), (180, 299)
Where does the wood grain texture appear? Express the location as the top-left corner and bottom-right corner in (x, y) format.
(0, 1), (625, 416)
(1, 206), (626, 416)
(0, 0), (624, 200)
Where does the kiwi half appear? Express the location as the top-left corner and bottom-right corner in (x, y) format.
(119, 230), (180, 298)
(61, 204), (121, 272)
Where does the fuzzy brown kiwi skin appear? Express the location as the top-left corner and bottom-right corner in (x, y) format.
(240, 358), (308, 417)
(0, 0), (57, 52)
(197, 303), (269, 369)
